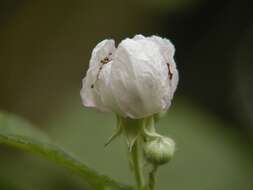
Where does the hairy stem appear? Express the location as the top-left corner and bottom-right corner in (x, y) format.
(130, 140), (145, 190)
(148, 165), (158, 190)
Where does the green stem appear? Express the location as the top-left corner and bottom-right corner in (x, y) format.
(131, 140), (145, 190)
(148, 165), (158, 190)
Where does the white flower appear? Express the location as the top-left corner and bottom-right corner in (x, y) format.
(80, 34), (179, 119)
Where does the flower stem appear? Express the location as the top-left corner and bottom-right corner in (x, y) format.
(148, 165), (158, 190)
(131, 140), (145, 190)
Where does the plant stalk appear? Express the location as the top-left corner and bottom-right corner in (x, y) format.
(148, 165), (158, 190)
(131, 140), (145, 190)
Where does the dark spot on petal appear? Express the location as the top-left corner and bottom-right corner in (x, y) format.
(167, 63), (173, 80)
(93, 53), (113, 87)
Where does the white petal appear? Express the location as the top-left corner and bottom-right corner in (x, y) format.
(81, 67), (110, 112)
(133, 35), (178, 99)
(80, 77), (96, 107)
(149, 36), (175, 58)
(95, 62), (125, 115)
(111, 38), (170, 118)
(80, 39), (115, 112)
(89, 39), (115, 68)
(148, 36), (179, 103)
(132, 34), (145, 41)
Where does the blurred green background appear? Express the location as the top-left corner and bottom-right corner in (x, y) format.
(0, 0), (253, 190)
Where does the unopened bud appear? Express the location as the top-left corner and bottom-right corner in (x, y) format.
(144, 137), (175, 165)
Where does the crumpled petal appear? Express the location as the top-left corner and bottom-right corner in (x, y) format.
(80, 39), (115, 112)
(148, 35), (179, 100)
(110, 36), (172, 118)
(96, 62), (124, 115)
(133, 35), (178, 101)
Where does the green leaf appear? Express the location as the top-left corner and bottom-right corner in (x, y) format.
(0, 111), (132, 190)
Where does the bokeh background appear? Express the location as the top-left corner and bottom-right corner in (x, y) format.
(0, 0), (253, 190)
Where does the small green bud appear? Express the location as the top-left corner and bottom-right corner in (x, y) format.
(144, 137), (175, 165)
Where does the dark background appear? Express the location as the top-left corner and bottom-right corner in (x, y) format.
(0, 0), (253, 190)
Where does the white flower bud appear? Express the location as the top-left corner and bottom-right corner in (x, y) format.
(81, 34), (179, 119)
(143, 137), (175, 165)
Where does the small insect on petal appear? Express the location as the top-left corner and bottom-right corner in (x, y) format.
(100, 57), (109, 64)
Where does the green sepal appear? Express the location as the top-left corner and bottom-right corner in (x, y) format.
(105, 114), (167, 152)
(104, 115), (123, 147)
(121, 117), (145, 152)
(142, 117), (161, 141)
